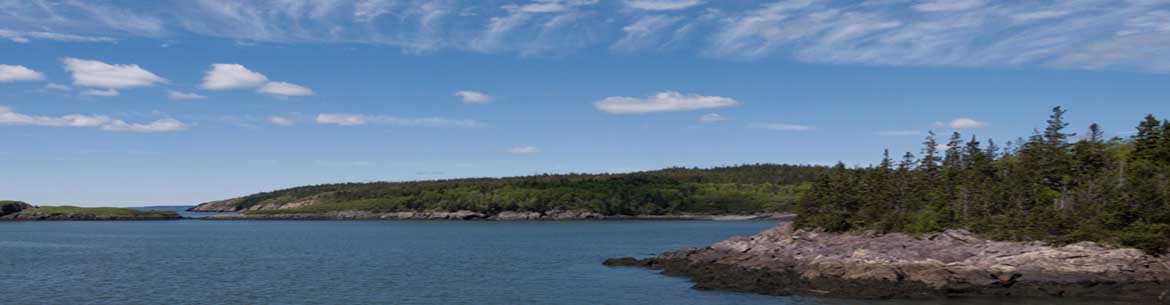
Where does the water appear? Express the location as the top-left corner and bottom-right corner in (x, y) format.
(0, 220), (1120, 305)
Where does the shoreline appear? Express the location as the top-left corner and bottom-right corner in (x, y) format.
(199, 210), (796, 221)
(604, 223), (1170, 303)
(0, 213), (183, 221)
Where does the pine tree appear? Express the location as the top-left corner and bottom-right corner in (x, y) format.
(984, 138), (1000, 161)
(920, 131), (940, 174)
(1132, 115), (1161, 161)
(943, 132), (964, 171)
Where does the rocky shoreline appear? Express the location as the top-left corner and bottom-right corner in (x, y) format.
(605, 223), (1170, 303)
(202, 210), (796, 221)
(0, 212), (182, 221)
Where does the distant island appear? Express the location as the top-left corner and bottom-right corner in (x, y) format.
(608, 107), (1170, 302)
(0, 201), (180, 221)
(189, 164), (823, 220)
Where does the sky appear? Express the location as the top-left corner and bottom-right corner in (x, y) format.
(1, 0), (1169, 206)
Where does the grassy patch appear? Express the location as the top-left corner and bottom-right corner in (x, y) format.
(22, 206), (179, 216)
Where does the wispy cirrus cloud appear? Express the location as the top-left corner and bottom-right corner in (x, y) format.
(4, 1), (1170, 72)
(0, 29), (116, 43)
(750, 122), (812, 131)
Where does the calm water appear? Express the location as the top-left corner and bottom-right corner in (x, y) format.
(0, 220), (1120, 305)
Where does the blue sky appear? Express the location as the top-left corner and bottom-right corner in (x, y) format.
(1, 0), (1169, 206)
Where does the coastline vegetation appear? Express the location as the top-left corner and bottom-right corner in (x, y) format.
(219, 165), (824, 216)
(796, 107), (1170, 253)
(22, 206), (179, 217)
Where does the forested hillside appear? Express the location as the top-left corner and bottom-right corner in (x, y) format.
(193, 164), (824, 215)
(796, 107), (1170, 253)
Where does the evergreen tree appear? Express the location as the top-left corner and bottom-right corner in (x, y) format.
(795, 108), (1170, 254)
(920, 131), (941, 174)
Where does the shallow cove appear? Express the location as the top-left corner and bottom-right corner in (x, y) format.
(0, 220), (1124, 305)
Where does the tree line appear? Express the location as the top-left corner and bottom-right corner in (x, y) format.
(796, 107), (1170, 253)
(224, 164), (825, 216)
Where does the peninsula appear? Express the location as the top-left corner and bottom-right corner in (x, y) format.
(0, 201), (180, 221)
(607, 108), (1170, 302)
(190, 164), (821, 220)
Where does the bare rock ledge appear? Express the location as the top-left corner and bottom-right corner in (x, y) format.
(605, 223), (1170, 303)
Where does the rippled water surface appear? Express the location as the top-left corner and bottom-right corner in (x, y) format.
(1, 219), (1123, 305)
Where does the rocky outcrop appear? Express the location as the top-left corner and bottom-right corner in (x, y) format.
(187, 198), (249, 212)
(1, 212), (181, 221)
(205, 210), (795, 221)
(606, 223), (1170, 303)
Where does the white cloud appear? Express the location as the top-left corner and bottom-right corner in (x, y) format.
(911, 0), (985, 13)
(200, 64), (269, 90)
(316, 114), (482, 128)
(508, 146), (540, 154)
(62, 58), (166, 89)
(877, 130), (921, 136)
(625, 0), (703, 11)
(0, 29), (116, 43)
(0, 105), (184, 132)
(44, 83), (71, 91)
(101, 118), (187, 132)
(698, 113), (727, 123)
(81, 88), (119, 97)
(0, 106), (111, 127)
(167, 91), (205, 100)
(316, 114), (367, 126)
(269, 116), (295, 126)
(751, 122), (812, 131)
(0, 65), (45, 82)
(454, 90), (492, 103)
(594, 91), (738, 114)
(936, 118), (989, 129)
(258, 81), (314, 96)
(200, 64), (312, 96)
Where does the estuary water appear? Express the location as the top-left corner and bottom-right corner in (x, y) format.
(0, 218), (1112, 305)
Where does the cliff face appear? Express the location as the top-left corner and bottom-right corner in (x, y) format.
(187, 198), (247, 212)
(606, 223), (1170, 303)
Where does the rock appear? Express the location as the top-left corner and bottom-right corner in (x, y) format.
(602, 257), (644, 266)
(607, 223), (1170, 302)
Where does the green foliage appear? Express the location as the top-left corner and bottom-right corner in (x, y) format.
(796, 108), (1170, 254)
(229, 164), (823, 216)
(23, 206), (179, 216)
